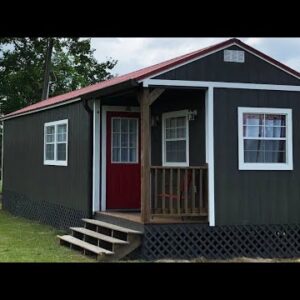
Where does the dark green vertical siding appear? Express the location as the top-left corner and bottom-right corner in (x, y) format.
(3, 101), (91, 214)
(214, 89), (300, 225)
(155, 45), (300, 86)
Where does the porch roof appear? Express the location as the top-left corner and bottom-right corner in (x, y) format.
(3, 38), (300, 120)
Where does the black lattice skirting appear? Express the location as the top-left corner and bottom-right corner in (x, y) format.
(2, 190), (89, 230)
(139, 223), (300, 260)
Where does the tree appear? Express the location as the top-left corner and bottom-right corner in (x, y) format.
(0, 38), (117, 115)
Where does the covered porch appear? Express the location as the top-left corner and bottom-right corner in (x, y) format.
(92, 85), (212, 225)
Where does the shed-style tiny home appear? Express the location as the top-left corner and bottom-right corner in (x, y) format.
(3, 38), (300, 260)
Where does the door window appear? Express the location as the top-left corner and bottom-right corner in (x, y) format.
(111, 117), (138, 163)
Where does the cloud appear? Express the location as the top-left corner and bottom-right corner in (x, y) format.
(91, 38), (300, 76)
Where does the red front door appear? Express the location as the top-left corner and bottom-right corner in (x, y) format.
(106, 111), (141, 210)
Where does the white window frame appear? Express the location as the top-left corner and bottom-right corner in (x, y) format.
(111, 117), (139, 164)
(238, 107), (293, 171)
(44, 119), (68, 166)
(162, 109), (189, 167)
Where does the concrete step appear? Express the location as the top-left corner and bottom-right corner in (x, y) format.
(58, 235), (114, 256)
(82, 219), (143, 235)
(70, 227), (129, 245)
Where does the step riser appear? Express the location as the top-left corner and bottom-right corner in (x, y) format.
(84, 223), (129, 242)
(59, 239), (100, 259)
(95, 213), (144, 233)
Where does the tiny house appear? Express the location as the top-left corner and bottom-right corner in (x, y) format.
(3, 38), (300, 260)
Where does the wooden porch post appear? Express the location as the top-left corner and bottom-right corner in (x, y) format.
(139, 88), (151, 223)
(139, 87), (165, 223)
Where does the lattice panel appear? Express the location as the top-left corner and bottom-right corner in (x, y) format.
(2, 190), (89, 230)
(140, 224), (300, 260)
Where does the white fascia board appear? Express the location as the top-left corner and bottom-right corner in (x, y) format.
(142, 79), (300, 92)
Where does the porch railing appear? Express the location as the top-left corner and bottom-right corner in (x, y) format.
(150, 165), (208, 218)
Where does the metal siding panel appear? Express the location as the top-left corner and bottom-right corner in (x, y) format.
(3, 101), (91, 214)
(155, 46), (300, 86)
(214, 88), (300, 225)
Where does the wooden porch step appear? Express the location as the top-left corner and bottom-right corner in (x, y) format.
(70, 227), (129, 244)
(82, 219), (143, 235)
(57, 235), (114, 256)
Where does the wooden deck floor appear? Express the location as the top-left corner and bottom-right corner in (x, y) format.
(99, 211), (208, 224)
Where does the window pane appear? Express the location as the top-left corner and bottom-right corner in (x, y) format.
(129, 148), (137, 162)
(243, 114), (263, 126)
(112, 119), (121, 133)
(166, 140), (186, 162)
(244, 151), (264, 163)
(57, 124), (67, 142)
(166, 128), (176, 139)
(265, 114), (286, 126)
(46, 134), (54, 143)
(243, 125), (264, 138)
(129, 133), (137, 148)
(264, 151), (285, 163)
(244, 139), (265, 151)
(57, 124), (66, 134)
(176, 117), (186, 127)
(46, 126), (55, 135)
(170, 118), (176, 128)
(121, 148), (128, 162)
(265, 140), (286, 152)
(112, 133), (120, 147)
(57, 143), (66, 161)
(121, 119), (129, 133)
(57, 133), (66, 142)
(46, 144), (54, 160)
(129, 119), (137, 133)
(177, 127), (186, 138)
(112, 148), (120, 162)
(121, 133), (128, 147)
(46, 125), (55, 142)
(265, 126), (286, 138)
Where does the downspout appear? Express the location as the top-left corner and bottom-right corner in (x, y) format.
(82, 98), (94, 218)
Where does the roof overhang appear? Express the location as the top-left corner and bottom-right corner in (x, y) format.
(1, 79), (139, 121)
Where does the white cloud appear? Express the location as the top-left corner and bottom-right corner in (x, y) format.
(91, 37), (300, 76)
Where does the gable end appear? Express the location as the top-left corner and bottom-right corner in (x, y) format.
(153, 44), (300, 86)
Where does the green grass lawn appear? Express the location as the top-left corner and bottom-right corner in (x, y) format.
(0, 206), (94, 262)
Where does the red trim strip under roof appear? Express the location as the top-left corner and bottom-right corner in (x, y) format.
(4, 38), (300, 119)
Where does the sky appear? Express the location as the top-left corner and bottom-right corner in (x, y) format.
(90, 38), (300, 76)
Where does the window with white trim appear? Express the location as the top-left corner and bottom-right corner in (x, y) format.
(238, 107), (293, 170)
(44, 119), (68, 166)
(162, 110), (189, 166)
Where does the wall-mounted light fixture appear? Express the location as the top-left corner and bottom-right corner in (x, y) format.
(151, 115), (160, 127)
(188, 109), (197, 121)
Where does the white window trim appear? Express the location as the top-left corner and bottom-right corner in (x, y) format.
(111, 117), (139, 164)
(162, 110), (189, 167)
(238, 107), (293, 171)
(44, 119), (68, 166)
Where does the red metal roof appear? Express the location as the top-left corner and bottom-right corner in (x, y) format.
(4, 38), (300, 119)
